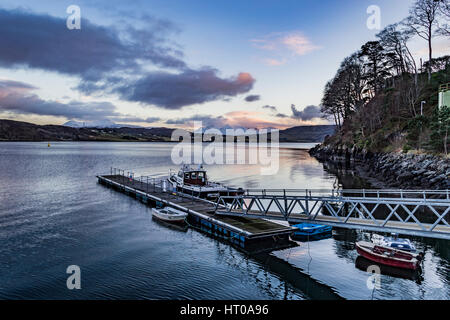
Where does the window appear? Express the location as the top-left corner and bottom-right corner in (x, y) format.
(191, 172), (197, 179)
(184, 173), (190, 179)
(198, 172), (204, 179)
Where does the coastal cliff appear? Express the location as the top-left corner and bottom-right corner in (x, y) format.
(309, 144), (450, 190)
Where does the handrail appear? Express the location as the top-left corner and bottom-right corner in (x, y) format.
(439, 83), (450, 91)
(108, 167), (449, 201)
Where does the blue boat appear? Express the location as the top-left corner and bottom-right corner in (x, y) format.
(371, 234), (417, 252)
(291, 223), (332, 241)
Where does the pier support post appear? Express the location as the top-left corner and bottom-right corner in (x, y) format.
(305, 189), (310, 216)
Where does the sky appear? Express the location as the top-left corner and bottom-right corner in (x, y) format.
(0, 0), (449, 129)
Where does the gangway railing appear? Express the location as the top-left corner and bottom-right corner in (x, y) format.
(214, 189), (450, 240)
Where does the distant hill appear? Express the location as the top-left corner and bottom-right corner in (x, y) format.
(0, 119), (174, 142)
(279, 125), (336, 142)
(0, 119), (335, 143)
(63, 119), (145, 128)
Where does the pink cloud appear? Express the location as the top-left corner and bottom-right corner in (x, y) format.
(281, 33), (321, 55)
(262, 58), (287, 66)
(251, 31), (321, 66)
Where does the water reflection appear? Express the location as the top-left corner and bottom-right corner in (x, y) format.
(0, 142), (448, 300)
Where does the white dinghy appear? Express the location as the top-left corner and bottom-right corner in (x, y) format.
(152, 207), (188, 224)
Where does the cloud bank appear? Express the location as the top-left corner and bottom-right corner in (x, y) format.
(117, 69), (255, 109)
(290, 104), (322, 121)
(0, 80), (119, 120)
(0, 8), (255, 110)
(245, 95), (260, 102)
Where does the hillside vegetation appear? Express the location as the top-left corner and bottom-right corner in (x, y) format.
(320, 0), (450, 156)
(324, 67), (450, 155)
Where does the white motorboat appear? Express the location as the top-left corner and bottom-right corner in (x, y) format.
(152, 207), (188, 224)
(168, 164), (244, 201)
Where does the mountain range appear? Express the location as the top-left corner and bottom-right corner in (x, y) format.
(0, 119), (335, 143)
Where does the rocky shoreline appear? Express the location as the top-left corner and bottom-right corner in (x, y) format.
(309, 145), (450, 190)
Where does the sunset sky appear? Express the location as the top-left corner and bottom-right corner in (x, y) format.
(0, 0), (449, 129)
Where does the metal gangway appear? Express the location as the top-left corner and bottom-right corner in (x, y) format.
(214, 189), (450, 240)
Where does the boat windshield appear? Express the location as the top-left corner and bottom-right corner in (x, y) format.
(183, 170), (207, 186)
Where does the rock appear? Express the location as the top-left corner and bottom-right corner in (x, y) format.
(427, 174), (446, 185)
(309, 143), (449, 190)
(412, 169), (427, 176)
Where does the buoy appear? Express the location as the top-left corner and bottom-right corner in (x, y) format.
(48, 143), (51, 147)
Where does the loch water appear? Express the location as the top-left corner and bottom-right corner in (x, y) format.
(0, 142), (448, 299)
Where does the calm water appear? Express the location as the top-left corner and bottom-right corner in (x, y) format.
(0, 142), (448, 300)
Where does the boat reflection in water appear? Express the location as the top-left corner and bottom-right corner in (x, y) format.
(331, 228), (358, 242)
(355, 256), (424, 283)
(152, 215), (189, 233)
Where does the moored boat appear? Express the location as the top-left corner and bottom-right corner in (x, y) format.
(356, 241), (423, 270)
(290, 223), (332, 241)
(169, 164), (244, 201)
(152, 207), (188, 224)
(371, 234), (417, 252)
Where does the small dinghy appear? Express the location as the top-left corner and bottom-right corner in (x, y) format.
(152, 207), (188, 224)
(371, 234), (416, 252)
(356, 241), (423, 270)
(291, 223), (332, 241)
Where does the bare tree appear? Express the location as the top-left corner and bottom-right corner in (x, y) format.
(403, 0), (441, 81)
(437, 0), (450, 36)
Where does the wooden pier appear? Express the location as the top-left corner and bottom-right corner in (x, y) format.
(97, 174), (297, 253)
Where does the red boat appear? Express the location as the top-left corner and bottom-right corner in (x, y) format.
(356, 241), (423, 270)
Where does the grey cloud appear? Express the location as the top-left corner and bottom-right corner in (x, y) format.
(117, 68), (255, 109)
(0, 8), (185, 82)
(110, 116), (161, 123)
(291, 104), (322, 121)
(245, 95), (260, 102)
(0, 80), (119, 120)
(262, 105), (278, 112)
(0, 80), (37, 90)
(276, 113), (289, 118)
(165, 115), (227, 127)
(0, 8), (255, 110)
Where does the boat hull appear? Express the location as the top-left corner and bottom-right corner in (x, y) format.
(152, 208), (187, 224)
(356, 242), (420, 270)
(355, 256), (422, 281)
(291, 223), (332, 241)
(175, 186), (244, 201)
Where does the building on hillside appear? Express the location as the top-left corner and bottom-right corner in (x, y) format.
(439, 83), (450, 109)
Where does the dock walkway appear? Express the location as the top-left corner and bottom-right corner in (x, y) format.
(97, 174), (296, 253)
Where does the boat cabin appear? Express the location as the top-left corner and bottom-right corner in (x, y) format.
(177, 168), (207, 186)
